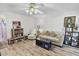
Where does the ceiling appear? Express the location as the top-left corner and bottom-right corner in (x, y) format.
(0, 3), (79, 16)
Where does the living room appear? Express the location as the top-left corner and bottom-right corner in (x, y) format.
(0, 3), (79, 56)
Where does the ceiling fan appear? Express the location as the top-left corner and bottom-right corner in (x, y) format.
(24, 3), (44, 15)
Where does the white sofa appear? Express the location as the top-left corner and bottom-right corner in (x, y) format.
(28, 29), (64, 47)
(37, 30), (64, 47)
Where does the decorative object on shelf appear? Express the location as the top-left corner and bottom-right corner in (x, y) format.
(74, 24), (78, 30)
(12, 21), (21, 28)
(25, 3), (44, 15)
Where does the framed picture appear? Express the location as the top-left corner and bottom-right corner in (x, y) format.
(64, 16), (76, 27)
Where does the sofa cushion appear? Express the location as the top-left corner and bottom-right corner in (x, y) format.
(39, 35), (59, 43)
(38, 31), (57, 37)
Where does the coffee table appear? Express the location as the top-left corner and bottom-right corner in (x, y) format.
(36, 38), (52, 50)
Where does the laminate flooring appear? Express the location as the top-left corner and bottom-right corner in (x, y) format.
(0, 39), (79, 56)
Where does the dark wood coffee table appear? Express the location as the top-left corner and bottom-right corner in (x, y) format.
(36, 39), (52, 50)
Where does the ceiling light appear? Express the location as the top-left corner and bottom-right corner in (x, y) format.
(25, 3), (43, 15)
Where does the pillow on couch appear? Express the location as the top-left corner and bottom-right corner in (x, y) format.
(39, 35), (59, 43)
(38, 30), (58, 37)
(49, 31), (57, 37)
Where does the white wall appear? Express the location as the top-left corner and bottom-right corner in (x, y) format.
(36, 11), (79, 35)
(1, 9), (79, 39)
(0, 12), (35, 38)
(35, 14), (64, 34)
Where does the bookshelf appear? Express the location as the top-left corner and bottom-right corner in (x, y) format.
(64, 16), (79, 47)
(11, 21), (24, 38)
(11, 28), (23, 38)
(64, 27), (73, 45)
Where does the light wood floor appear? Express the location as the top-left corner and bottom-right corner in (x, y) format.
(0, 39), (79, 56)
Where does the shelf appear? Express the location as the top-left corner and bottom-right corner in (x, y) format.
(11, 28), (23, 38)
(64, 16), (78, 47)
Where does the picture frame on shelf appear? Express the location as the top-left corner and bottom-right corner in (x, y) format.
(72, 32), (78, 37)
(71, 37), (78, 47)
(64, 36), (72, 45)
(65, 28), (73, 32)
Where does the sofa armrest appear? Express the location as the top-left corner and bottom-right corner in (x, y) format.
(57, 34), (64, 46)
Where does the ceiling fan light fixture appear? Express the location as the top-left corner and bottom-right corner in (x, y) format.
(25, 3), (44, 15)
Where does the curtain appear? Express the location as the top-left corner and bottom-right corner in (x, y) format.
(0, 19), (7, 42)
